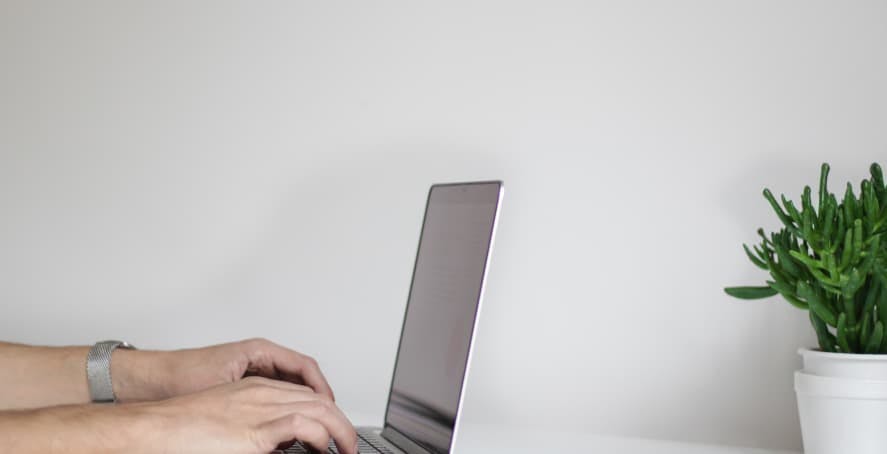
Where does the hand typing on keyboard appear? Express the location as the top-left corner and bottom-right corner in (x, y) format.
(0, 376), (360, 454)
(151, 376), (360, 453)
(112, 338), (338, 404)
(0, 339), (358, 453)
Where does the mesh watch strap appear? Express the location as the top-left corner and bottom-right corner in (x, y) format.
(86, 340), (135, 403)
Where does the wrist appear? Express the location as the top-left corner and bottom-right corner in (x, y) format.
(111, 350), (174, 402)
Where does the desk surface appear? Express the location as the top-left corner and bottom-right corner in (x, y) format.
(349, 414), (800, 454)
(454, 424), (800, 454)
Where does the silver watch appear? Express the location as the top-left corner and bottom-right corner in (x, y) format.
(86, 340), (136, 403)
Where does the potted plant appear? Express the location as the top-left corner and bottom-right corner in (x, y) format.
(725, 162), (887, 454)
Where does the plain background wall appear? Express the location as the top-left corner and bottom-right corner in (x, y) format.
(2, 1), (887, 450)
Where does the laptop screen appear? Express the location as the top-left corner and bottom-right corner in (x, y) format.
(384, 182), (502, 453)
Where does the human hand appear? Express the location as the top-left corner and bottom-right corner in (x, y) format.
(112, 338), (335, 403)
(147, 377), (358, 453)
(0, 377), (358, 454)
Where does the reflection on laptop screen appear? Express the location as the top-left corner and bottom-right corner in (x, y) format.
(384, 182), (501, 453)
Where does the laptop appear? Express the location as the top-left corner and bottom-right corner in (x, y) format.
(285, 181), (503, 454)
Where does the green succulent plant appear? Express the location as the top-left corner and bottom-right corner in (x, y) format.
(725, 163), (887, 354)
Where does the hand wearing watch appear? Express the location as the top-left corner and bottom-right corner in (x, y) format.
(86, 340), (136, 403)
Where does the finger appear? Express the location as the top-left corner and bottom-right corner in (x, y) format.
(274, 400), (358, 454)
(241, 350), (285, 382)
(263, 343), (335, 401)
(240, 375), (314, 394)
(259, 414), (331, 453)
(243, 368), (284, 381)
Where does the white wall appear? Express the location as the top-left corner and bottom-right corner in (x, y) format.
(2, 1), (886, 450)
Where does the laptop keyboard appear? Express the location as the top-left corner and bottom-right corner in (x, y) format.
(280, 428), (394, 454)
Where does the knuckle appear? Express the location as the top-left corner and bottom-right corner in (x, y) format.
(302, 355), (319, 368)
(244, 337), (269, 349)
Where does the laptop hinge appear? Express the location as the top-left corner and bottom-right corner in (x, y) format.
(381, 426), (433, 454)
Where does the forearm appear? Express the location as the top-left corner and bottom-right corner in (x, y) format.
(0, 342), (170, 410)
(0, 403), (155, 453)
(0, 342), (90, 409)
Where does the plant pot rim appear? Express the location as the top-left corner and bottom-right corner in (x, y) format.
(800, 347), (887, 360)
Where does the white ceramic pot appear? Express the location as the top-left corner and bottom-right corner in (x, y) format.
(796, 348), (887, 454)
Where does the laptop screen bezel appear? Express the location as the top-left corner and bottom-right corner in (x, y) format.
(380, 181), (503, 453)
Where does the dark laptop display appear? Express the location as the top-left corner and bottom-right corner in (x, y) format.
(382, 182), (502, 453)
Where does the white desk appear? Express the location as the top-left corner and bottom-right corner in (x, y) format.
(348, 414), (800, 454)
(454, 423), (800, 453)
